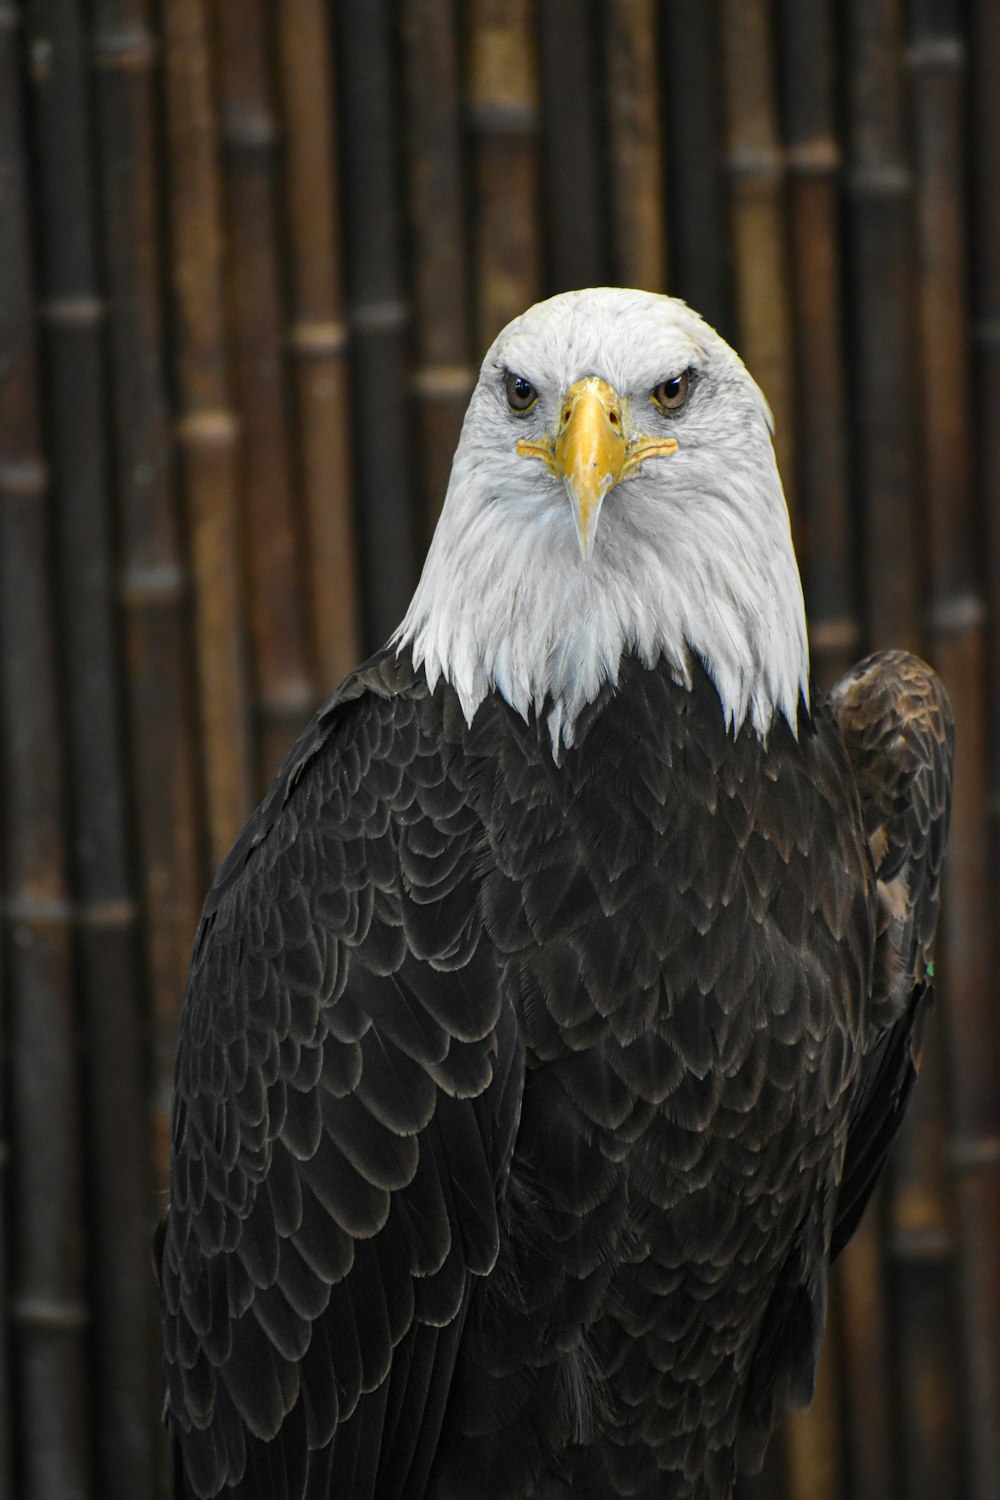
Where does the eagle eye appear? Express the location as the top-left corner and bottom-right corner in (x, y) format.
(651, 370), (692, 413)
(505, 372), (539, 413)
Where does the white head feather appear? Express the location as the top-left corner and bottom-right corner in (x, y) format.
(395, 288), (809, 754)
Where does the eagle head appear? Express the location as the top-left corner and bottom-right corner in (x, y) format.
(396, 288), (809, 752)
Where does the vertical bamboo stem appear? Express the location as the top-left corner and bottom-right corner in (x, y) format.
(90, 0), (203, 1219)
(275, 0), (360, 686)
(844, 0), (922, 653)
(0, 15), (25, 1489)
(779, 0), (860, 690)
(834, 1201), (896, 1500)
(468, 0), (543, 349)
(1, 11), (90, 1496)
(334, 0), (417, 648)
(604, 0), (666, 292)
(538, 0), (605, 291)
(161, 0), (253, 866)
(216, 0), (315, 784)
(27, 1), (158, 1494)
(400, 0), (475, 544)
(718, 0), (796, 516)
(911, 8), (1000, 1497)
(660, 0), (730, 332)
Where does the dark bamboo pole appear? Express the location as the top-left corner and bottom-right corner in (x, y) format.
(538, 0), (605, 292)
(216, 0), (316, 785)
(844, 0), (922, 653)
(972, 0), (1000, 866)
(910, 8), (1000, 1498)
(604, 0), (665, 292)
(468, 0), (543, 350)
(400, 0), (475, 545)
(0, 15), (25, 1489)
(161, 0), (254, 867)
(27, 2), (157, 1494)
(1, 11), (91, 1497)
(660, 0), (730, 334)
(779, 0), (859, 690)
(90, 0), (204, 1213)
(718, 0), (796, 517)
(969, 4), (1000, 1477)
(276, 0), (361, 686)
(834, 1200), (896, 1500)
(334, 0), (417, 649)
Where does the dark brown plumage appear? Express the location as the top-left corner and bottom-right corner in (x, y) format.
(161, 647), (952, 1500)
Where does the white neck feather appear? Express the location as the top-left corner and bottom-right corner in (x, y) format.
(395, 452), (808, 756)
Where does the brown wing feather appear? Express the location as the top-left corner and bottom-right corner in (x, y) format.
(827, 650), (954, 1256)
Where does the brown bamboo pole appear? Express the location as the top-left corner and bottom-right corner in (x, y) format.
(718, 0), (796, 520)
(659, 0), (730, 332)
(834, 1200), (896, 1500)
(468, 0), (543, 350)
(0, 15), (26, 1489)
(216, 0), (315, 785)
(161, 0), (254, 866)
(538, 0), (605, 291)
(972, 0), (1000, 848)
(27, 1), (158, 1494)
(782, 1315), (844, 1500)
(90, 0), (203, 1214)
(844, 0), (922, 653)
(334, 0), (417, 649)
(910, 9), (1000, 1498)
(275, 0), (361, 686)
(604, 0), (666, 292)
(0, 11), (91, 1496)
(779, 0), (859, 690)
(400, 0), (476, 545)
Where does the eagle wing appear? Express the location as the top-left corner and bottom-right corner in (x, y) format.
(740, 651), (953, 1466)
(827, 649), (954, 1256)
(161, 655), (524, 1499)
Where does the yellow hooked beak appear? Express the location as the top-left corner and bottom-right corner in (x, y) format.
(515, 377), (678, 559)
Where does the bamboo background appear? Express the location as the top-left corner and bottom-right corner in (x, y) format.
(0, 2), (997, 1496)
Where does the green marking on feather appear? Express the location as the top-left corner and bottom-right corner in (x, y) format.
(926, 960), (935, 979)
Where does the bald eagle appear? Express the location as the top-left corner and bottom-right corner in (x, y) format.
(161, 289), (953, 1500)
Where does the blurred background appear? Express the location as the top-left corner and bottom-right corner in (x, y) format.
(1, 1), (998, 1496)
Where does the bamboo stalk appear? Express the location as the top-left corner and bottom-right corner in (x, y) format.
(0, 15), (25, 1489)
(90, 0), (204, 1213)
(844, 0), (922, 653)
(910, 12), (1000, 1496)
(659, 0), (730, 332)
(400, 0), (476, 545)
(26, 1), (158, 1494)
(468, 0), (543, 349)
(782, 1309), (844, 1500)
(216, 0), (315, 784)
(275, 0), (361, 685)
(332, 0), (417, 644)
(718, 0), (796, 521)
(333, 0), (417, 649)
(604, 0), (666, 292)
(833, 1201), (896, 1500)
(971, 0), (1000, 852)
(161, 0), (254, 866)
(779, 0), (860, 689)
(538, 0), (605, 291)
(885, 1050), (964, 1500)
(1, 12), (91, 1496)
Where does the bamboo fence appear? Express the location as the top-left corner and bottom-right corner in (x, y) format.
(0, 3), (997, 1496)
